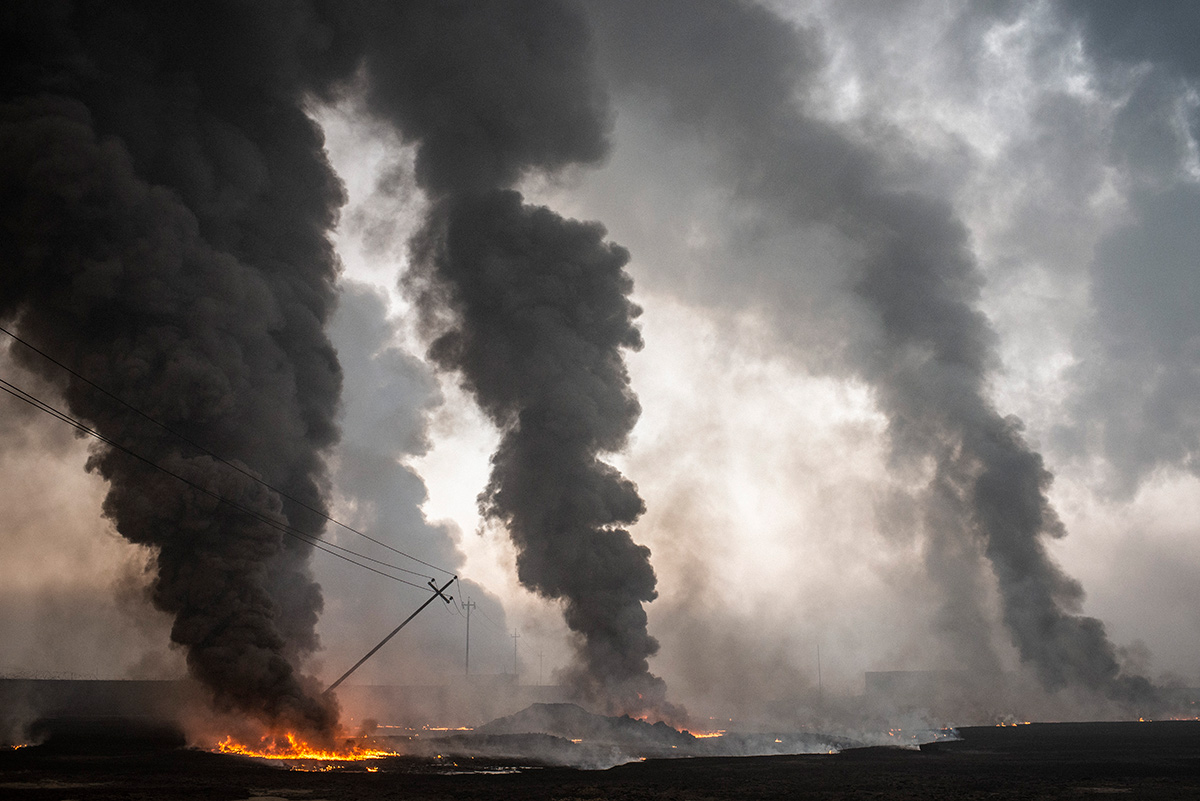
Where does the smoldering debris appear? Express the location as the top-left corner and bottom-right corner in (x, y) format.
(398, 703), (859, 769)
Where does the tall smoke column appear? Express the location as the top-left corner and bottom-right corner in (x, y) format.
(415, 193), (660, 712)
(337, 0), (670, 713)
(1, 2), (351, 735)
(588, 0), (1154, 702)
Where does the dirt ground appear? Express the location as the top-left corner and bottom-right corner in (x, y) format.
(3, 720), (1199, 800)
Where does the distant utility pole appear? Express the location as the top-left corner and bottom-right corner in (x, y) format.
(463, 598), (476, 677)
(538, 649), (544, 687)
(511, 630), (521, 677)
(817, 642), (823, 707)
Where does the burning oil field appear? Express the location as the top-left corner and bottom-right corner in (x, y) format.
(4, 700), (1200, 799)
(5, 1), (1200, 798)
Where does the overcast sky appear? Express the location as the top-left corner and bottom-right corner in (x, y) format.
(3, 1), (1198, 723)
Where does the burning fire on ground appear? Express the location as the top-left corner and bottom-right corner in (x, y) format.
(213, 731), (398, 767)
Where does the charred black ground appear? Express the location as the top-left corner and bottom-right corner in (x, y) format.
(3, 720), (1199, 800)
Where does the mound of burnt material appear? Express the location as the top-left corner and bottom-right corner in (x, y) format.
(403, 731), (637, 770)
(459, 703), (854, 764)
(478, 703), (694, 752)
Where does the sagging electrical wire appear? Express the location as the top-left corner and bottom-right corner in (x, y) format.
(0, 323), (453, 577)
(0, 373), (433, 591)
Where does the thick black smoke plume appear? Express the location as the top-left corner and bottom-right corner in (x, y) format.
(414, 192), (661, 711)
(3, 0), (670, 729)
(332, 0), (669, 713)
(587, 0), (1155, 704)
(1, 2), (348, 735)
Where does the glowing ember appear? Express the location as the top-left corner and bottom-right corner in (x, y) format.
(689, 730), (726, 739)
(422, 726), (474, 733)
(214, 732), (398, 762)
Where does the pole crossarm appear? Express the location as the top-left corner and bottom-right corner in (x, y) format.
(324, 576), (456, 694)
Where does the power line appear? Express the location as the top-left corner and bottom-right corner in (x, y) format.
(477, 604), (508, 633)
(0, 323), (453, 577)
(0, 375), (431, 591)
(324, 576), (456, 694)
(450, 579), (504, 629)
(445, 583), (467, 618)
(0, 375), (427, 588)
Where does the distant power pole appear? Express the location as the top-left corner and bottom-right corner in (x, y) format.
(511, 630), (521, 676)
(538, 649), (544, 686)
(817, 642), (823, 707)
(463, 598), (476, 677)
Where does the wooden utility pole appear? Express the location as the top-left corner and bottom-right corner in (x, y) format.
(325, 577), (455, 694)
(511, 630), (521, 676)
(462, 598), (476, 677)
(817, 642), (823, 707)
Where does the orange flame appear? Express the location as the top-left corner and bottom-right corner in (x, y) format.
(214, 731), (398, 762)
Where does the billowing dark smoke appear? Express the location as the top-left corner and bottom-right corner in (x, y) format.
(1, 2), (350, 735)
(413, 192), (660, 711)
(2, 0), (669, 729)
(331, 0), (668, 713)
(587, 0), (1155, 703)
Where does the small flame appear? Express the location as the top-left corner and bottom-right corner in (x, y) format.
(214, 731), (397, 762)
(422, 726), (474, 732)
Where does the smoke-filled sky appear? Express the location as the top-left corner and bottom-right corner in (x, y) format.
(3, 0), (1199, 723)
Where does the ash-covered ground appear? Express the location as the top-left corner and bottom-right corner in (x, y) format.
(3, 706), (1200, 800)
(388, 702), (867, 768)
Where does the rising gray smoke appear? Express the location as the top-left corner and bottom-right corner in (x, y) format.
(586, 0), (1155, 704)
(324, 280), (512, 684)
(1053, 1), (1200, 499)
(0, 1), (350, 736)
(328, 0), (670, 715)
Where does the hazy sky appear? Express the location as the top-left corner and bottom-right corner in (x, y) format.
(3, 0), (1198, 722)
